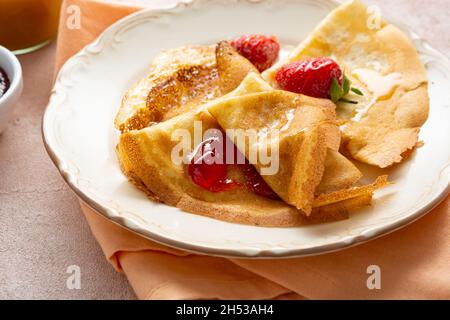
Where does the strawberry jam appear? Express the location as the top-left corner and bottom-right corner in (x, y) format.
(241, 163), (280, 200)
(0, 67), (10, 99)
(187, 132), (279, 199)
(188, 135), (237, 192)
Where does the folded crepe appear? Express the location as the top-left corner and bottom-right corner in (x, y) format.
(263, 0), (429, 168)
(208, 89), (339, 214)
(115, 42), (258, 133)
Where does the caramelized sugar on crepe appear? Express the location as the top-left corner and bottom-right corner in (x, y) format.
(115, 45), (216, 133)
(115, 42), (257, 133)
(263, 0), (429, 168)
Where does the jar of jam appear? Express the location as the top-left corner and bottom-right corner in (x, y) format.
(0, 0), (62, 54)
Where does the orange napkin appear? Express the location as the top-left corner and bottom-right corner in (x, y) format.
(56, 0), (450, 299)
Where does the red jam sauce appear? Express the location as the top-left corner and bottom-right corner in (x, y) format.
(241, 163), (279, 200)
(187, 132), (279, 200)
(188, 135), (238, 192)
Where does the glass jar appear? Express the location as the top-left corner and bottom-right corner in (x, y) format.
(0, 0), (62, 55)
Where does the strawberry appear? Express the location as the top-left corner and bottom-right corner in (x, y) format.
(275, 57), (354, 102)
(230, 34), (280, 72)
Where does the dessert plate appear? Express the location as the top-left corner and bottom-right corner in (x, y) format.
(43, 0), (450, 258)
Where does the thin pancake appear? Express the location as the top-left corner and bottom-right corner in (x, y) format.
(208, 90), (339, 215)
(263, 0), (429, 168)
(115, 42), (258, 133)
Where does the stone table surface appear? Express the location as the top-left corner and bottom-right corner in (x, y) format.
(0, 0), (448, 299)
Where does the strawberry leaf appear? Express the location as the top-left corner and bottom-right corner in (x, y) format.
(330, 75), (361, 103)
(330, 78), (343, 103)
(342, 75), (351, 96)
(351, 87), (364, 96)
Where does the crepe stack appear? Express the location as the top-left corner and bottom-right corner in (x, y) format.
(112, 0), (425, 227)
(117, 69), (387, 227)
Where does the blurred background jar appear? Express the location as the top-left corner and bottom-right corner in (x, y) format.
(0, 0), (62, 55)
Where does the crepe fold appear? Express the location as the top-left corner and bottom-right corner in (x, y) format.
(208, 89), (340, 215)
(263, 0), (429, 168)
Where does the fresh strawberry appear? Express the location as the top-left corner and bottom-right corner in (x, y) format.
(275, 57), (352, 102)
(230, 34), (280, 72)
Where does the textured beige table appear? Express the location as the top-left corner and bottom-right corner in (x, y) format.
(0, 0), (448, 299)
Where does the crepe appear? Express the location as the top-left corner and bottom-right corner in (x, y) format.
(208, 90), (339, 214)
(115, 42), (257, 133)
(263, 0), (429, 168)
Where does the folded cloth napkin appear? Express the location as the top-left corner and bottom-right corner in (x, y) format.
(56, 0), (450, 299)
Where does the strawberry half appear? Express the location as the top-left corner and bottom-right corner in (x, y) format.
(275, 57), (353, 102)
(230, 34), (280, 72)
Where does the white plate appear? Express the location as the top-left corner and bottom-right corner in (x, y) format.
(43, 0), (450, 258)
